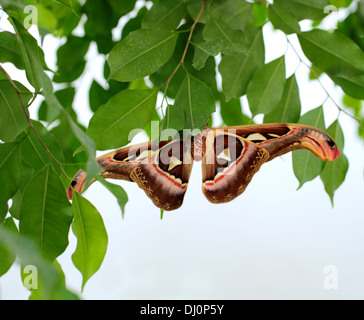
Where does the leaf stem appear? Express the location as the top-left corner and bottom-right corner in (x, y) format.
(162, 0), (206, 99)
(0, 65), (71, 181)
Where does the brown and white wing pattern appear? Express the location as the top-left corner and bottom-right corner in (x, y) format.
(67, 140), (167, 200)
(130, 139), (193, 211)
(202, 130), (269, 204)
(220, 123), (341, 161)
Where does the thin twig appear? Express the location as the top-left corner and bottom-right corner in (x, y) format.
(0, 65), (71, 180)
(286, 36), (364, 132)
(162, 0), (206, 99)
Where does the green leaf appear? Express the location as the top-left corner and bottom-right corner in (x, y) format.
(20, 120), (65, 176)
(330, 73), (364, 100)
(219, 28), (265, 100)
(83, 0), (118, 38)
(108, 29), (178, 82)
(202, 16), (247, 55)
(71, 192), (108, 291)
(9, 161), (34, 220)
(0, 224), (78, 299)
(95, 176), (128, 218)
(219, 94), (253, 126)
(320, 120), (348, 205)
(264, 74), (301, 123)
(142, 0), (186, 30)
(0, 31), (24, 69)
(12, 11), (100, 183)
(0, 79), (32, 142)
(121, 6), (148, 39)
(329, 0), (353, 8)
(11, 18), (43, 91)
(87, 89), (158, 150)
(174, 72), (215, 131)
(292, 106), (326, 189)
(208, 0), (254, 31)
(0, 217), (18, 277)
(186, 0), (211, 25)
(192, 40), (222, 70)
(0, 0), (26, 11)
(19, 164), (73, 261)
(342, 94), (362, 117)
(144, 110), (161, 141)
(161, 104), (185, 133)
(268, 3), (301, 35)
(149, 27), (218, 100)
(247, 56), (286, 117)
(298, 30), (364, 77)
(274, 0), (330, 21)
(0, 143), (22, 219)
(38, 87), (75, 122)
(53, 36), (90, 83)
(107, 0), (136, 16)
(89, 80), (111, 113)
(253, 2), (268, 27)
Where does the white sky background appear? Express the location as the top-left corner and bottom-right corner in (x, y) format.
(1, 2), (364, 300)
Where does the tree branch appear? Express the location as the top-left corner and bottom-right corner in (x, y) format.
(162, 0), (206, 100)
(0, 65), (70, 180)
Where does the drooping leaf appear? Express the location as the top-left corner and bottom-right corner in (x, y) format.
(219, 28), (265, 100)
(0, 79), (32, 142)
(19, 164), (73, 261)
(87, 89), (158, 150)
(320, 120), (348, 205)
(142, 0), (186, 31)
(71, 192), (108, 291)
(174, 72), (215, 131)
(108, 29), (178, 82)
(292, 106), (326, 189)
(264, 74), (301, 123)
(95, 176), (128, 218)
(247, 56), (286, 117)
(11, 18), (43, 91)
